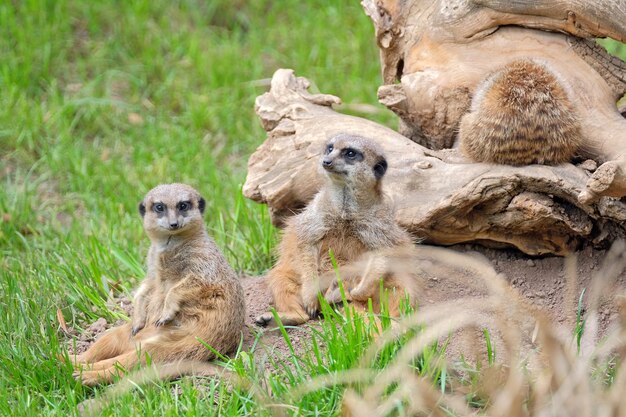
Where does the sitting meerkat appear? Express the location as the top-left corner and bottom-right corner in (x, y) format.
(70, 183), (245, 386)
(255, 134), (418, 327)
(458, 59), (582, 166)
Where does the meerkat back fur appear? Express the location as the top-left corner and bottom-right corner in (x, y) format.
(71, 183), (245, 386)
(458, 59), (582, 165)
(255, 134), (417, 327)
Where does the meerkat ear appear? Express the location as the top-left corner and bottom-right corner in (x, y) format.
(373, 159), (388, 180)
(138, 202), (146, 217)
(198, 197), (206, 214)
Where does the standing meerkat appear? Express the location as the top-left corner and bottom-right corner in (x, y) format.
(458, 59), (583, 166)
(255, 134), (418, 327)
(70, 183), (245, 386)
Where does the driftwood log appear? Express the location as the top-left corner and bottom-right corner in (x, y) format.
(244, 69), (626, 256)
(244, 0), (626, 256)
(363, 0), (626, 203)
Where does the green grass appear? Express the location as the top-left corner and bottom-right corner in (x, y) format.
(0, 0), (401, 414)
(2, 0), (626, 415)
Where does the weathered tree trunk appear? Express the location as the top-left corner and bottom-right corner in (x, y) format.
(364, 0), (626, 203)
(244, 0), (626, 255)
(244, 69), (626, 256)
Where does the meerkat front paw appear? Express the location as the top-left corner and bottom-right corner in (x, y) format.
(254, 313), (274, 327)
(302, 293), (320, 318)
(154, 313), (175, 327)
(131, 318), (146, 336)
(131, 324), (144, 336)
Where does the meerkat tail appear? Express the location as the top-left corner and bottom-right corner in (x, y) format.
(78, 360), (236, 416)
(459, 59), (582, 166)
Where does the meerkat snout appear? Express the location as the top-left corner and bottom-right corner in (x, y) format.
(139, 183), (207, 237)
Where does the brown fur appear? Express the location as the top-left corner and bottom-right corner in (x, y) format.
(255, 134), (418, 327)
(459, 59), (582, 165)
(322, 245), (424, 317)
(71, 184), (245, 386)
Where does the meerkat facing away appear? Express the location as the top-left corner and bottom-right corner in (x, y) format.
(458, 59), (582, 165)
(70, 183), (245, 386)
(255, 134), (418, 327)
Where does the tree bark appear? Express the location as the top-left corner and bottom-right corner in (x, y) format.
(473, 0), (626, 42)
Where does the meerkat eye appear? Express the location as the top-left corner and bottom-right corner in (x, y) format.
(326, 144), (333, 154)
(178, 201), (190, 211)
(344, 149), (358, 159)
(153, 203), (165, 213)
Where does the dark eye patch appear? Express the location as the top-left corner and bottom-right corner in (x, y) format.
(373, 158), (388, 179)
(325, 144), (333, 154)
(342, 148), (364, 163)
(152, 202), (166, 214)
(177, 201), (192, 212)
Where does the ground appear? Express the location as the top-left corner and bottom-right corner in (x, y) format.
(68, 243), (626, 365)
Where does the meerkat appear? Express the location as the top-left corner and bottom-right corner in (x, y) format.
(70, 183), (245, 386)
(255, 134), (418, 327)
(458, 59), (582, 166)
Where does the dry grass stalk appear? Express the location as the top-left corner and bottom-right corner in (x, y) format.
(287, 241), (626, 417)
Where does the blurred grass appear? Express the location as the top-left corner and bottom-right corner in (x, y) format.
(1, 0), (625, 414)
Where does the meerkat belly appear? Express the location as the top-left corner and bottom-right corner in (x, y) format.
(317, 231), (368, 274)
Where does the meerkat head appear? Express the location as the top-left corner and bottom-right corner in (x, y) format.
(139, 183), (206, 239)
(320, 134), (388, 189)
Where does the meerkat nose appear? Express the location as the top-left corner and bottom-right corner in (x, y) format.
(322, 158), (333, 167)
(169, 222), (179, 229)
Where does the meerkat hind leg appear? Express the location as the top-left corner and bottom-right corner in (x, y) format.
(255, 291), (309, 327)
(80, 350), (143, 372)
(75, 350), (142, 386)
(257, 311), (310, 327)
(78, 368), (122, 387)
(74, 350), (143, 386)
(257, 267), (311, 327)
(71, 323), (134, 365)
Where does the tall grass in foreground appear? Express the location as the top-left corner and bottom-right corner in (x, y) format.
(82, 241), (626, 416)
(323, 243), (626, 417)
(81, 286), (446, 416)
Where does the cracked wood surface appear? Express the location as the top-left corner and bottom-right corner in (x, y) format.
(244, 69), (626, 256)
